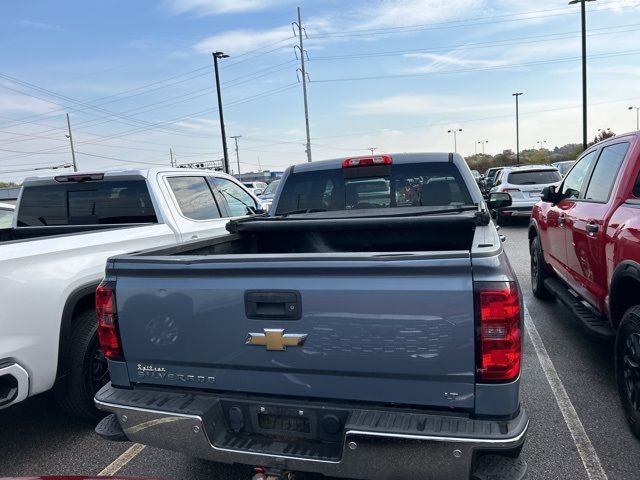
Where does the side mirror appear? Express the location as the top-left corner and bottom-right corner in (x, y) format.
(540, 186), (556, 203)
(253, 189), (264, 196)
(488, 192), (512, 210)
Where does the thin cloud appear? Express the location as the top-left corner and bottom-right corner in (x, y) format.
(355, 0), (483, 29)
(192, 26), (293, 55)
(404, 52), (508, 73)
(163, 0), (285, 16)
(13, 20), (62, 31)
(0, 93), (59, 114)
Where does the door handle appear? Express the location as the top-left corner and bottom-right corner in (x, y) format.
(245, 290), (301, 320)
(586, 223), (599, 235)
(558, 215), (566, 226)
(191, 235), (199, 240)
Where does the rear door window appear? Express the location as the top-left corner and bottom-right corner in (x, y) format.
(507, 170), (562, 185)
(17, 179), (157, 226)
(167, 176), (221, 220)
(213, 177), (258, 217)
(584, 143), (630, 202)
(0, 208), (13, 228)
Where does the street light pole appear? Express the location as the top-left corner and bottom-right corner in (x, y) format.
(447, 128), (462, 153)
(513, 93), (523, 164)
(368, 147), (377, 156)
(536, 140), (547, 149)
(629, 106), (640, 130)
(230, 135), (242, 176)
(569, 0), (595, 150)
(478, 140), (488, 155)
(212, 51), (230, 174)
(65, 113), (78, 172)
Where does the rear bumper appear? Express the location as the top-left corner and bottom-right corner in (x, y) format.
(498, 204), (534, 217)
(95, 384), (528, 480)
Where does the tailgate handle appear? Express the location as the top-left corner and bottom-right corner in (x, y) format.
(245, 291), (302, 320)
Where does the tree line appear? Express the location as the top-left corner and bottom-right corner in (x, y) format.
(466, 129), (616, 173)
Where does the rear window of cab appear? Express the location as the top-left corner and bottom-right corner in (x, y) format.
(275, 162), (473, 215)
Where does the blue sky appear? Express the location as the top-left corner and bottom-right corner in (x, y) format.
(1, 0), (639, 182)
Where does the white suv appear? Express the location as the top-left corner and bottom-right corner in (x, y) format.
(490, 165), (562, 224)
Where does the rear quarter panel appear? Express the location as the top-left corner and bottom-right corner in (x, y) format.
(0, 224), (178, 397)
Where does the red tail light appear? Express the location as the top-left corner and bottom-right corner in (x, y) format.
(342, 155), (392, 168)
(476, 282), (521, 382)
(96, 281), (123, 361)
(501, 188), (521, 193)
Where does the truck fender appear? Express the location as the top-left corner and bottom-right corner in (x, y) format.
(609, 260), (640, 329)
(56, 282), (100, 381)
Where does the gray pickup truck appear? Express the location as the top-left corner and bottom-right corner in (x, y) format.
(94, 153), (528, 479)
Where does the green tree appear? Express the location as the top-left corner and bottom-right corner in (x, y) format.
(590, 129), (616, 147)
(0, 181), (18, 188)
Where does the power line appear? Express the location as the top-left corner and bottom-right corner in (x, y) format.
(310, 1), (638, 39)
(309, 23), (640, 61)
(0, 60), (297, 143)
(0, 83), (299, 161)
(311, 49), (640, 83)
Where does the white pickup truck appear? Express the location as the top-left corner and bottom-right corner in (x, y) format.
(0, 168), (260, 418)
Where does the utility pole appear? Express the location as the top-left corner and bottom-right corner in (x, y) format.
(257, 155), (262, 171)
(569, 0), (595, 150)
(65, 113), (78, 172)
(513, 93), (523, 164)
(447, 128), (462, 153)
(170, 148), (174, 167)
(212, 51), (230, 174)
(230, 135), (242, 176)
(294, 7), (312, 163)
(629, 106), (640, 130)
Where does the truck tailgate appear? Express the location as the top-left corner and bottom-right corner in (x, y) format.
(115, 253), (476, 410)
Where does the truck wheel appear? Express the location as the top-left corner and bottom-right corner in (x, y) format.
(530, 236), (552, 301)
(616, 306), (640, 440)
(55, 309), (109, 420)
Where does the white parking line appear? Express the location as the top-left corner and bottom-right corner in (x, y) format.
(524, 305), (608, 480)
(98, 443), (146, 476)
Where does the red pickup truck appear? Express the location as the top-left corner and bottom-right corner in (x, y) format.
(528, 132), (640, 439)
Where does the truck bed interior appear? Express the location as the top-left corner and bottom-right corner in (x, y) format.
(140, 213), (479, 256)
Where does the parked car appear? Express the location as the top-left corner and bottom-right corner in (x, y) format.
(256, 179), (280, 212)
(0, 168), (259, 418)
(0, 202), (15, 229)
(551, 160), (576, 177)
(529, 132), (640, 439)
(490, 165), (562, 225)
(243, 181), (268, 196)
(95, 153), (528, 480)
(480, 166), (503, 196)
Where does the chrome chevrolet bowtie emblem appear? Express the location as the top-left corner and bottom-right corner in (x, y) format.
(245, 328), (308, 351)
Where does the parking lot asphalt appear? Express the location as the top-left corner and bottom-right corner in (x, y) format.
(2, 219), (640, 480)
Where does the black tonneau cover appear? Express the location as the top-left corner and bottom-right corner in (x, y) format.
(227, 209), (481, 234)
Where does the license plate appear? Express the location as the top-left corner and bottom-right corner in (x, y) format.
(529, 191), (541, 197)
(258, 412), (311, 433)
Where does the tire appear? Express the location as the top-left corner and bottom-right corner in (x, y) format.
(530, 236), (553, 300)
(615, 306), (640, 440)
(54, 309), (110, 420)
